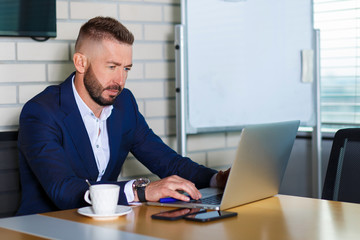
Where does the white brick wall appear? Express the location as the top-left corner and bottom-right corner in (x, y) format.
(126, 81), (164, 99)
(70, 2), (117, 19)
(126, 24), (143, 40)
(0, 0), (232, 180)
(208, 149), (236, 169)
(145, 62), (175, 79)
(48, 63), (76, 82)
(119, 5), (162, 22)
(17, 43), (69, 61)
(163, 5), (181, 22)
(0, 86), (17, 104)
(0, 65), (46, 82)
(56, 22), (83, 40)
(0, 107), (22, 128)
(144, 24), (175, 41)
(187, 133), (227, 152)
(127, 62), (144, 80)
(0, 43), (15, 60)
(145, 99), (176, 117)
(133, 43), (163, 60)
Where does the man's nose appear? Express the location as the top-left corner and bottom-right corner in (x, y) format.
(115, 71), (126, 86)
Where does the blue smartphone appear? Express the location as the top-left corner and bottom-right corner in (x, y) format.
(183, 210), (237, 222)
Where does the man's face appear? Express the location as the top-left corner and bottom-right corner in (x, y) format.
(83, 39), (133, 106)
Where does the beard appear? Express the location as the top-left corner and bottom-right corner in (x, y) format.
(83, 65), (122, 106)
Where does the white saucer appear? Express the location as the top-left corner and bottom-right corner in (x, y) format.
(77, 205), (132, 220)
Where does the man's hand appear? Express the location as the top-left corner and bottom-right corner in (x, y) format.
(216, 168), (230, 188)
(143, 175), (201, 202)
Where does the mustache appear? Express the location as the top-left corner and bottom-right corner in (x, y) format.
(104, 84), (122, 91)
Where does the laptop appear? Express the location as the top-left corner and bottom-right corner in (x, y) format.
(147, 120), (300, 210)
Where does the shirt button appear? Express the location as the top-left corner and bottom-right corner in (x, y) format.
(96, 145), (99, 148)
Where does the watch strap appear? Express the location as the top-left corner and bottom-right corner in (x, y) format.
(132, 178), (150, 202)
(137, 186), (147, 202)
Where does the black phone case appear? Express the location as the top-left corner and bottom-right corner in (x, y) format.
(151, 208), (206, 221)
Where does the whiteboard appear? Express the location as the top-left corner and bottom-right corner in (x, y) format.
(184, 0), (315, 133)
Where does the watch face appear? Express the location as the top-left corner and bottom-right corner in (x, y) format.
(136, 178), (150, 187)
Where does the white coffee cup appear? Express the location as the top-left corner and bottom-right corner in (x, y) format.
(84, 184), (120, 215)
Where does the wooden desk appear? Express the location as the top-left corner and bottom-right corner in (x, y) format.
(1, 195), (360, 240)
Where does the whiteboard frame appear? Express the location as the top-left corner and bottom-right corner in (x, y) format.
(181, 0), (317, 134)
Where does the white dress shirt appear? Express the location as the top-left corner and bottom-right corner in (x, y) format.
(72, 77), (112, 181)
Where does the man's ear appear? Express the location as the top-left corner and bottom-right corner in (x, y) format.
(73, 53), (87, 74)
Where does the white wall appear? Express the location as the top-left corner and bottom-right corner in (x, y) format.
(0, 0), (234, 181)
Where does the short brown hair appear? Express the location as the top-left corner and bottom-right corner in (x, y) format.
(75, 16), (134, 51)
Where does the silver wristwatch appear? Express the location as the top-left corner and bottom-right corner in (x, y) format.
(132, 178), (150, 202)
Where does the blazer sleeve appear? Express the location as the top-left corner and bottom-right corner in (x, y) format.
(123, 91), (217, 189)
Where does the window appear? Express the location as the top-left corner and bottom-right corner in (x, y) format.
(314, 0), (360, 127)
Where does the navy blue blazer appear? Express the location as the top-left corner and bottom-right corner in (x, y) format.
(16, 72), (217, 216)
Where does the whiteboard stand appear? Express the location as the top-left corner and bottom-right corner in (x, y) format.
(175, 24), (187, 157)
(312, 29), (322, 198)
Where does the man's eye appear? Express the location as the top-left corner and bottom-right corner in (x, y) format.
(108, 66), (116, 69)
(124, 67), (131, 71)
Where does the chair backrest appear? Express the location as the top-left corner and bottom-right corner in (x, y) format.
(322, 128), (360, 203)
(0, 132), (20, 218)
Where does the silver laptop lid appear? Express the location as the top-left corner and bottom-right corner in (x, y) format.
(220, 120), (300, 210)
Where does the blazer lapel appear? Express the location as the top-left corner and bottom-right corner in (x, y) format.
(60, 73), (99, 180)
(104, 108), (124, 179)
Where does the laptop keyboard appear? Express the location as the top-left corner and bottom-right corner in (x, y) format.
(190, 193), (223, 205)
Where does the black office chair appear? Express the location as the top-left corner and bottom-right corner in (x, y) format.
(322, 128), (360, 204)
(0, 132), (21, 218)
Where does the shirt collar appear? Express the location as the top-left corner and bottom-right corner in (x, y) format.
(71, 75), (113, 121)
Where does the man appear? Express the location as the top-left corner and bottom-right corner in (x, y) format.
(17, 17), (228, 216)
